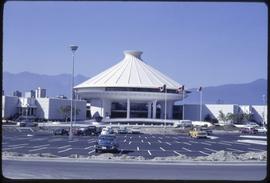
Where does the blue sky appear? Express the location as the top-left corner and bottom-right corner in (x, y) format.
(3, 1), (268, 88)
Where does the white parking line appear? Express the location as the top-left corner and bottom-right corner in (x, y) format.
(139, 135), (141, 138)
(137, 146), (140, 151)
(200, 142), (211, 146)
(160, 147), (166, 151)
(68, 140), (79, 143)
(183, 142), (191, 146)
(88, 150), (95, 154)
(152, 136), (155, 138)
(58, 148), (72, 153)
(84, 146), (94, 150)
(199, 151), (210, 155)
(158, 140), (162, 143)
(29, 147), (48, 152)
(129, 141), (132, 145)
(159, 137), (163, 139)
(124, 139), (127, 143)
(58, 145), (71, 149)
(165, 142), (172, 146)
(48, 139), (62, 142)
(232, 142), (250, 146)
(237, 139), (266, 146)
(88, 139), (96, 142)
(141, 139), (144, 143)
(173, 151), (181, 156)
(88, 141), (96, 144)
(145, 137), (148, 139)
(226, 148), (245, 153)
(204, 147), (217, 152)
(3, 146), (25, 150)
(176, 141), (181, 144)
(189, 141), (198, 144)
(248, 147), (265, 151)
(182, 147), (191, 152)
(148, 150), (152, 156)
(8, 143), (28, 147)
(205, 141), (217, 144)
(148, 142), (151, 145)
(32, 144), (50, 148)
(240, 135), (267, 139)
(130, 136), (132, 139)
(217, 142), (231, 146)
(125, 135), (127, 138)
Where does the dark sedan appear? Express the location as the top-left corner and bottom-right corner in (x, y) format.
(95, 134), (119, 153)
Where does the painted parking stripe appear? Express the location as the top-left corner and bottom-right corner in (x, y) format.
(248, 147), (265, 151)
(3, 146), (25, 150)
(231, 142), (250, 146)
(199, 151), (210, 155)
(237, 139), (267, 146)
(152, 136), (155, 138)
(205, 141), (217, 144)
(129, 141), (132, 145)
(148, 150), (152, 156)
(124, 139), (127, 143)
(204, 147), (217, 152)
(217, 142), (231, 146)
(141, 139), (144, 143)
(88, 141), (96, 144)
(189, 141), (198, 144)
(207, 136), (219, 139)
(183, 142), (191, 146)
(240, 135), (267, 139)
(160, 147), (166, 151)
(159, 137), (163, 139)
(88, 150), (95, 154)
(165, 142), (172, 146)
(68, 140), (79, 143)
(145, 137), (148, 139)
(8, 143), (28, 147)
(182, 147), (191, 152)
(158, 140), (162, 143)
(200, 142), (211, 146)
(226, 148), (245, 153)
(32, 144), (50, 148)
(48, 139), (63, 142)
(139, 135), (141, 138)
(137, 146), (140, 151)
(58, 148), (72, 153)
(173, 151), (181, 156)
(176, 141), (181, 144)
(88, 139), (96, 142)
(58, 145), (71, 149)
(84, 146), (94, 150)
(29, 147), (48, 152)
(130, 136), (132, 139)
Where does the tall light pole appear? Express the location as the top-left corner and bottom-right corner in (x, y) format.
(69, 45), (78, 140)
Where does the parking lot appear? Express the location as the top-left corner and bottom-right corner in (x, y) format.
(2, 127), (267, 159)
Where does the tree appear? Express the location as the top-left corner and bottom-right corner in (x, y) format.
(59, 105), (80, 122)
(218, 110), (227, 123)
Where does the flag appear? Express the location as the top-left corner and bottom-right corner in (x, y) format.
(176, 85), (184, 93)
(197, 86), (202, 92)
(159, 84), (166, 92)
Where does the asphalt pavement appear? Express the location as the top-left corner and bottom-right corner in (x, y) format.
(2, 126), (267, 159)
(2, 159), (267, 180)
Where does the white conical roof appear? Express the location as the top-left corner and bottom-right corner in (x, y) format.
(75, 51), (182, 89)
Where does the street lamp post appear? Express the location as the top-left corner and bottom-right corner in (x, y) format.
(69, 45), (78, 140)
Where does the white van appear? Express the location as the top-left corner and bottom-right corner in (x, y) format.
(174, 120), (192, 128)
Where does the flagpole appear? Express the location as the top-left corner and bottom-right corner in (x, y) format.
(200, 89), (202, 121)
(182, 90), (185, 120)
(164, 86), (167, 128)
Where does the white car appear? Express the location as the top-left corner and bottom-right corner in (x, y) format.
(256, 126), (267, 133)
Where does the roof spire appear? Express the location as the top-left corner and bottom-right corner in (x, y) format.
(124, 50), (143, 60)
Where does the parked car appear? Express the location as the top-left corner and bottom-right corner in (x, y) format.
(117, 127), (128, 134)
(240, 127), (258, 134)
(200, 127), (213, 135)
(101, 126), (114, 135)
(95, 134), (119, 153)
(75, 126), (98, 136)
(130, 128), (140, 134)
(189, 128), (207, 138)
(53, 128), (69, 136)
(17, 121), (38, 127)
(255, 126), (267, 133)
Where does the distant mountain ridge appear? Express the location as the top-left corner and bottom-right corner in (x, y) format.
(3, 71), (267, 105)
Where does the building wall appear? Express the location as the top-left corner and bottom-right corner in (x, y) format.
(35, 98), (50, 119)
(2, 96), (19, 119)
(252, 105), (268, 124)
(90, 98), (103, 118)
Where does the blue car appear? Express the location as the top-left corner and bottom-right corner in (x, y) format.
(95, 134), (119, 153)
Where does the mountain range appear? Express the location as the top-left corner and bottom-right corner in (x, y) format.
(2, 71), (267, 105)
